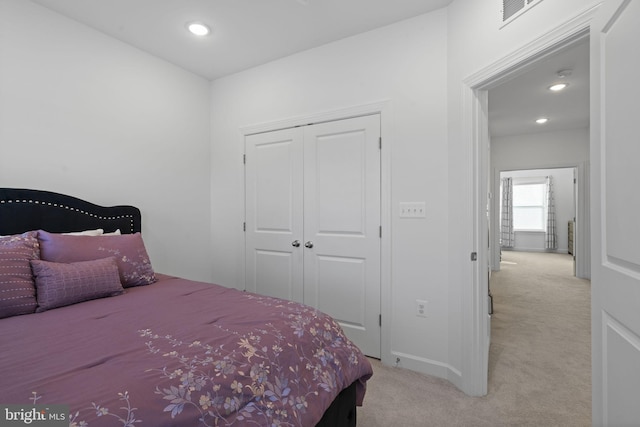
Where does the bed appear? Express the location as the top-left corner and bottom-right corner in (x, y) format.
(0, 188), (372, 427)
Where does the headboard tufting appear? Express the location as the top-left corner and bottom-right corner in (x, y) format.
(0, 188), (141, 235)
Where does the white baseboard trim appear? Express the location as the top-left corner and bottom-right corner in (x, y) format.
(502, 247), (569, 254)
(389, 351), (463, 389)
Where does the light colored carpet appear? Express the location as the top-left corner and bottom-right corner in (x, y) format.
(358, 251), (591, 426)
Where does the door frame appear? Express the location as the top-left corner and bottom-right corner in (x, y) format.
(461, 6), (599, 396)
(239, 99), (392, 364)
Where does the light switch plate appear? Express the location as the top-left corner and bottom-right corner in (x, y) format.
(399, 202), (426, 218)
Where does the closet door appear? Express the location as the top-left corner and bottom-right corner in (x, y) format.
(303, 115), (381, 358)
(245, 127), (304, 302)
(244, 115), (381, 358)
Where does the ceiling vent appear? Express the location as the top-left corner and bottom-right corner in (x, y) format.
(502, 0), (543, 24)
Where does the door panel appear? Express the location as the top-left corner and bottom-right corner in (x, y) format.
(303, 115), (381, 357)
(316, 255), (366, 328)
(314, 130), (367, 234)
(592, 1), (640, 424)
(245, 128), (304, 302)
(603, 0), (640, 266)
(254, 250), (298, 300)
(603, 313), (640, 426)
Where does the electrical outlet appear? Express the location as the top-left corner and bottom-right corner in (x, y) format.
(416, 299), (428, 317)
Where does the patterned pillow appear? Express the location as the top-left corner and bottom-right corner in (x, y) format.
(0, 231), (39, 318)
(31, 257), (124, 312)
(37, 231), (156, 287)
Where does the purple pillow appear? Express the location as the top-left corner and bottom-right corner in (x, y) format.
(37, 231), (156, 288)
(31, 257), (124, 312)
(0, 231), (39, 318)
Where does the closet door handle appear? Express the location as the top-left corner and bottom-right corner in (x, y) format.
(304, 241), (314, 248)
(292, 240), (301, 247)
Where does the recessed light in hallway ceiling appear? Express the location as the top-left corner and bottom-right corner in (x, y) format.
(186, 22), (211, 36)
(549, 83), (568, 92)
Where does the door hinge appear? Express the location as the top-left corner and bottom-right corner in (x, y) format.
(379, 314), (382, 327)
(243, 154), (246, 164)
(379, 136), (382, 150)
(379, 226), (382, 238)
(471, 252), (477, 261)
(243, 222), (246, 232)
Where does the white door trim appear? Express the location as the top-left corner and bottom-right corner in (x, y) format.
(240, 99), (392, 365)
(240, 100), (391, 136)
(460, 6), (599, 396)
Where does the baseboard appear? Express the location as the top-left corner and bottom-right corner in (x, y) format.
(388, 351), (463, 390)
(502, 248), (569, 254)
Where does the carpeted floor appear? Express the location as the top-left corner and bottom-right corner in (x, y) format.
(358, 251), (591, 426)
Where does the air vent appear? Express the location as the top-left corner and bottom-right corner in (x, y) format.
(503, 0), (525, 21)
(502, 0), (543, 23)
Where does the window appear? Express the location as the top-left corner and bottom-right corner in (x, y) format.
(512, 181), (546, 231)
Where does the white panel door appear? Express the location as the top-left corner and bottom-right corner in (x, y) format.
(591, 1), (640, 425)
(302, 115), (381, 358)
(245, 115), (381, 358)
(245, 128), (304, 302)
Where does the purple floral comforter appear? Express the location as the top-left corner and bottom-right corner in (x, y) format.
(0, 275), (373, 426)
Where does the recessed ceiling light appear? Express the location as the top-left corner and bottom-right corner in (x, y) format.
(536, 118), (549, 124)
(187, 22), (211, 36)
(549, 83), (568, 91)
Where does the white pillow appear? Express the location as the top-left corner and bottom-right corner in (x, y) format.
(63, 229), (104, 236)
(102, 229), (121, 236)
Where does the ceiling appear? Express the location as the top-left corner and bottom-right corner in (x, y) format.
(488, 40), (590, 138)
(31, 0), (452, 81)
(29, 0), (588, 138)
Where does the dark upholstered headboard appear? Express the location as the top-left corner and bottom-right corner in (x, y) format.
(0, 188), (141, 235)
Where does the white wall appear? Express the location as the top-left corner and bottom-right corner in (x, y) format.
(0, 0), (213, 281)
(210, 11), (451, 377)
(492, 128), (590, 168)
(500, 167), (575, 253)
(447, 0), (601, 391)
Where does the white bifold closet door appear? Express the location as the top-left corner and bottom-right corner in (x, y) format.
(245, 114), (381, 358)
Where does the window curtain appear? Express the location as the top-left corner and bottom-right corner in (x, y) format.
(545, 176), (557, 249)
(500, 177), (514, 248)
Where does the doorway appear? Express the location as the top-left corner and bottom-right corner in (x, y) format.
(486, 40), (591, 395)
(461, 12), (595, 396)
